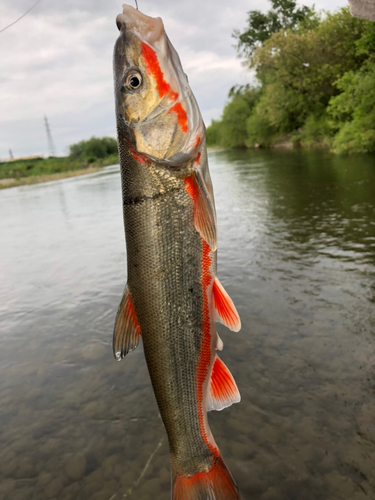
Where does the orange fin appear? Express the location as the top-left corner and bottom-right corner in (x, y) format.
(113, 285), (141, 360)
(172, 454), (241, 500)
(185, 170), (217, 251)
(213, 278), (241, 332)
(207, 355), (241, 412)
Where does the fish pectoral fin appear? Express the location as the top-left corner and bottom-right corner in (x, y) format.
(113, 285), (141, 360)
(207, 354), (241, 412)
(185, 170), (217, 251)
(213, 278), (241, 332)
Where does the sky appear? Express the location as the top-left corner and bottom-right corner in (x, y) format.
(0, 0), (347, 159)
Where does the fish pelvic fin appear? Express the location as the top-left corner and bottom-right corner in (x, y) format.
(172, 455), (241, 500)
(113, 285), (141, 360)
(184, 170), (217, 252)
(213, 278), (241, 332)
(207, 354), (241, 412)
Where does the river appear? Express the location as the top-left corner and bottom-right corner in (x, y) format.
(1, 149), (375, 500)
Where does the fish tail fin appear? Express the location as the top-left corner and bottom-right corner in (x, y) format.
(172, 455), (241, 500)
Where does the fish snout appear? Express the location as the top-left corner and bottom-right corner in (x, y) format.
(116, 4), (164, 43)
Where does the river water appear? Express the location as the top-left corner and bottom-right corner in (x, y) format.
(1, 149), (375, 500)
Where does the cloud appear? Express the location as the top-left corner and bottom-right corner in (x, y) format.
(0, 0), (347, 158)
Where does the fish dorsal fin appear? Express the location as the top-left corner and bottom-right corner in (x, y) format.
(207, 355), (241, 412)
(213, 278), (241, 332)
(184, 169), (217, 251)
(113, 286), (141, 360)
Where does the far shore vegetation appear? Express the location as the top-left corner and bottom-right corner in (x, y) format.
(207, 1), (375, 154)
(0, 137), (119, 189)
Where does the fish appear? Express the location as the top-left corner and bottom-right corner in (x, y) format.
(113, 4), (242, 499)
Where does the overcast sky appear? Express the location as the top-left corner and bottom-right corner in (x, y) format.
(0, 0), (347, 159)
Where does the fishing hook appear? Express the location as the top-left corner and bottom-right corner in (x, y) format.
(135, 0), (139, 10)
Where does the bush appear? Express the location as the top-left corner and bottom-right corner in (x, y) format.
(246, 112), (276, 147)
(69, 137), (118, 159)
(328, 58), (375, 153)
(206, 120), (223, 147)
(206, 85), (261, 148)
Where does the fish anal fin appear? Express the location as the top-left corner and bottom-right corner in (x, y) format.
(207, 355), (241, 412)
(184, 171), (217, 251)
(213, 278), (241, 332)
(113, 286), (141, 360)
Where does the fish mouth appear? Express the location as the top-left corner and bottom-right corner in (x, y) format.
(116, 4), (164, 44)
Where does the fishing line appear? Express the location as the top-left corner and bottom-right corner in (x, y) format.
(0, 0), (43, 34)
(135, 0), (139, 10)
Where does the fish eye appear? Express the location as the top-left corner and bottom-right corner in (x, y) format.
(125, 71), (142, 90)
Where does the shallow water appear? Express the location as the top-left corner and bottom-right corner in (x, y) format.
(1, 149), (375, 500)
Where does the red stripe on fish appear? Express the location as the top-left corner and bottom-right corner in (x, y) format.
(194, 136), (201, 150)
(196, 240), (218, 457)
(129, 144), (147, 165)
(195, 152), (201, 165)
(168, 102), (188, 133)
(141, 42), (178, 101)
(184, 175), (196, 201)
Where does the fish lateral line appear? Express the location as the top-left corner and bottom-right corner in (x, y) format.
(123, 186), (183, 206)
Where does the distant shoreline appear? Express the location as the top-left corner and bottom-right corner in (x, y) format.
(0, 166), (103, 190)
(0, 149), (226, 190)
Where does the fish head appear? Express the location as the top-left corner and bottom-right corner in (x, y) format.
(114, 4), (204, 166)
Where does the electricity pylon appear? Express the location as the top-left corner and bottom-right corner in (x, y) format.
(44, 115), (56, 157)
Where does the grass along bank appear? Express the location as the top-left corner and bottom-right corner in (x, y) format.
(0, 137), (119, 189)
(0, 155), (119, 190)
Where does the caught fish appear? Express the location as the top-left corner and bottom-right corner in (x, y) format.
(113, 5), (242, 499)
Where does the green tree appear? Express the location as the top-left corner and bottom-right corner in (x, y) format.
(69, 137), (118, 160)
(206, 85), (261, 148)
(233, 0), (315, 60)
(328, 58), (375, 154)
(206, 120), (222, 147)
(244, 8), (370, 145)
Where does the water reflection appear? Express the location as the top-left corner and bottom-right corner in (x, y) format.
(0, 152), (375, 499)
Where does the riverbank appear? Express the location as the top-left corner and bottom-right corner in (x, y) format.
(0, 154), (119, 190)
(0, 166), (103, 190)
